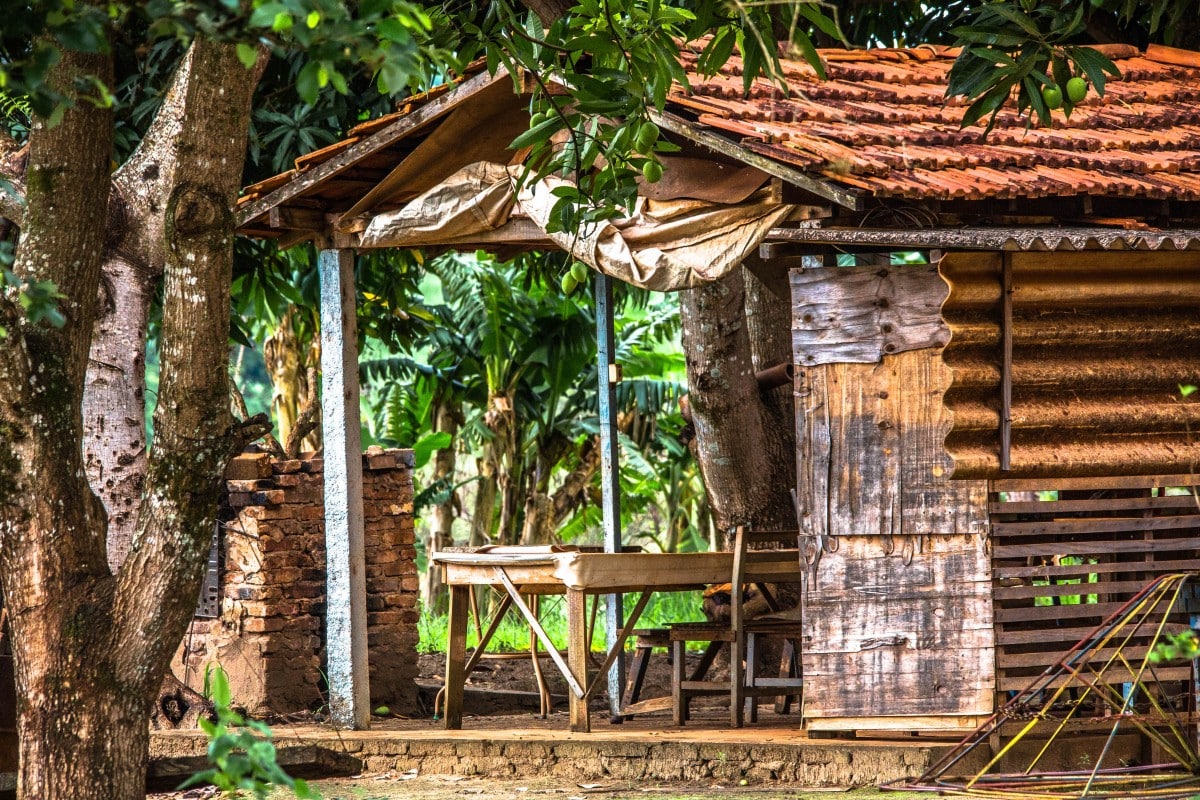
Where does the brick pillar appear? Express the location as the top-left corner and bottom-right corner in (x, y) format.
(173, 448), (418, 716)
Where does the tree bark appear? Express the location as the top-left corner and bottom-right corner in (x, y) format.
(81, 36), (244, 571)
(679, 267), (797, 537)
(263, 306), (320, 453)
(83, 250), (154, 571)
(422, 402), (460, 612)
(742, 264), (797, 522)
(0, 38), (267, 800)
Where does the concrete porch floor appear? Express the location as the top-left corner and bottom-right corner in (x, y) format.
(149, 707), (966, 789)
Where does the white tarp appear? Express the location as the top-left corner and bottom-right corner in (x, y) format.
(357, 161), (794, 292)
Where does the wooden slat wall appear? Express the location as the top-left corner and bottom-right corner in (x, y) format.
(991, 475), (1200, 692)
(794, 266), (989, 542)
(793, 264), (993, 727)
(803, 535), (994, 720)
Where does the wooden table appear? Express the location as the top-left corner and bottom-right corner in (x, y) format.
(434, 549), (796, 732)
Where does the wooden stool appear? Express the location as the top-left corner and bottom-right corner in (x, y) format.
(622, 628), (671, 712)
(744, 623), (803, 722)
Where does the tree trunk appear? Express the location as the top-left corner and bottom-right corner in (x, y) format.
(422, 403), (460, 613)
(742, 264), (797, 522)
(0, 38), (267, 800)
(83, 251), (153, 571)
(469, 455), (497, 547)
(263, 306), (320, 453)
(264, 306), (305, 446)
(679, 267), (796, 537)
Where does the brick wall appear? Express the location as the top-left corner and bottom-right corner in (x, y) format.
(173, 447), (418, 717)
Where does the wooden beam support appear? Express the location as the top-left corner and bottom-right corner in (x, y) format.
(318, 247), (370, 730)
(351, 217), (555, 250)
(650, 110), (863, 211)
(268, 206), (327, 231)
(766, 225), (1200, 252)
(237, 67), (508, 227)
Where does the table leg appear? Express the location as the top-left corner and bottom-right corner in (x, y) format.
(444, 584), (468, 729)
(568, 588), (591, 732)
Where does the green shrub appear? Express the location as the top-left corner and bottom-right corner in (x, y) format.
(182, 665), (317, 800)
(416, 589), (705, 654)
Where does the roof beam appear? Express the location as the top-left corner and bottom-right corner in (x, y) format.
(766, 225), (1200, 252)
(650, 110), (863, 211)
(350, 217), (553, 250)
(237, 66), (509, 228)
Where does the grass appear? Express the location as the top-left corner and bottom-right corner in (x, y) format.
(417, 588), (706, 654)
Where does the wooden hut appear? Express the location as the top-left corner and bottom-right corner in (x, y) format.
(236, 41), (1200, 733)
(668, 42), (1200, 735)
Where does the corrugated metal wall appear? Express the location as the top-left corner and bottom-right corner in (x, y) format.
(941, 251), (1200, 478)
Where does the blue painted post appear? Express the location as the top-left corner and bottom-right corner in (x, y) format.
(318, 248), (370, 730)
(595, 272), (625, 720)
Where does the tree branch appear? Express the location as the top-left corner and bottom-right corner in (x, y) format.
(283, 366), (319, 458)
(230, 378), (286, 458)
(110, 37), (266, 685)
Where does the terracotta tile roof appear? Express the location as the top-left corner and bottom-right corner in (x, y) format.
(671, 43), (1200, 202)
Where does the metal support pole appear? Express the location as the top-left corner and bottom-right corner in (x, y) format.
(318, 248), (370, 730)
(595, 272), (625, 720)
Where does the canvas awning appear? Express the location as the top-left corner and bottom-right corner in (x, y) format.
(357, 160), (794, 291)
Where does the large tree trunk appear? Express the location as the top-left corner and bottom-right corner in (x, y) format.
(83, 251), (154, 571)
(0, 38), (266, 800)
(81, 31), (246, 571)
(680, 266), (796, 537)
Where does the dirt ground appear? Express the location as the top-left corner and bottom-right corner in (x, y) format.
(415, 643), (734, 717)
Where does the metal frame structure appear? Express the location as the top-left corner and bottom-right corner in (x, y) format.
(896, 573), (1200, 799)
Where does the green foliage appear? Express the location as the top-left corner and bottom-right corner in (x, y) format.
(946, 1), (1120, 132)
(1150, 630), (1200, 663)
(945, 0), (1192, 132)
(416, 590), (704, 654)
(0, 1), (456, 125)
(184, 665), (317, 800)
(0, 260), (66, 339)
(451, 0), (835, 236)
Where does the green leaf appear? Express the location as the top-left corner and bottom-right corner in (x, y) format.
(208, 665), (232, 708)
(509, 113), (566, 151)
(236, 43), (259, 69)
(296, 61), (321, 104)
(793, 3), (843, 42)
(412, 430), (453, 468)
(248, 2), (285, 28)
(1067, 46), (1121, 97)
(980, 4), (1043, 37)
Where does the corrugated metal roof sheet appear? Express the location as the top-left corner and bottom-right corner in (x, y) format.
(940, 251), (1200, 478)
(676, 43), (1200, 202)
(765, 225), (1200, 251)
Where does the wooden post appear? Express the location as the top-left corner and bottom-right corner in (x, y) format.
(595, 273), (625, 720)
(318, 247), (370, 730)
(567, 588), (591, 732)
(444, 585), (469, 729)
